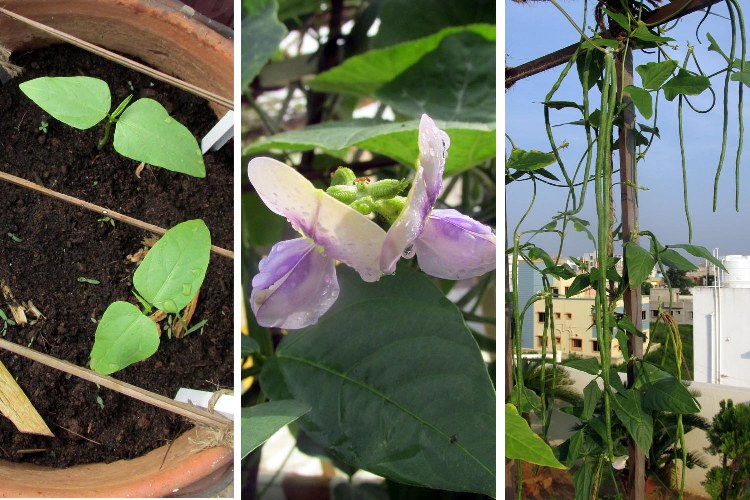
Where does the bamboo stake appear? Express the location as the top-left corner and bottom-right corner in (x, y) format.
(0, 7), (232, 110)
(0, 359), (54, 436)
(0, 338), (231, 430)
(0, 170), (233, 259)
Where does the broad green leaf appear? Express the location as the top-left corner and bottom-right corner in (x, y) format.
(260, 265), (496, 496)
(565, 274), (591, 297)
(527, 246), (555, 270)
(706, 33), (730, 63)
(625, 241), (655, 289)
(506, 148), (555, 173)
(617, 314), (645, 338)
(565, 429), (584, 467)
(631, 23), (674, 44)
(581, 380), (601, 421)
(576, 49), (604, 92)
(310, 24), (495, 97)
(242, 0), (287, 88)
(615, 330), (631, 361)
(19, 76), (110, 129)
(731, 69), (750, 87)
(624, 85), (653, 119)
(114, 98), (205, 178)
(241, 400), (311, 458)
(603, 8), (630, 31)
(659, 248), (697, 271)
(375, 32), (495, 122)
(636, 60), (678, 90)
(133, 220), (211, 314)
(242, 192), (286, 248)
(244, 119), (495, 175)
(373, 0), (495, 48)
(662, 70), (711, 102)
(563, 357), (600, 375)
(505, 404), (565, 468)
(668, 244), (727, 271)
(510, 385), (542, 414)
(641, 378), (700, 414)
(573, 460), (594, 500)
(612, 389), (653, 451)
(633, 361), (676, 390)
(242, 335), (260, 357)
(89, 301), (159, 375)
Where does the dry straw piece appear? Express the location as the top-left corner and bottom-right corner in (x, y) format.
(0, 360), (53, 437)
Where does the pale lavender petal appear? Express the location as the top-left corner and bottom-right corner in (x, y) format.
(251, 238), (339, 329)
(248, 157), (386, 282)
(380, 115), (450, 274)
(413, 209), (496, 280)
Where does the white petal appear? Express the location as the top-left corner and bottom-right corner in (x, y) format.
(248, 157), (386, 282)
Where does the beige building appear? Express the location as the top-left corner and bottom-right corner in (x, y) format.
(530, 277), (650, 362)
(649, 287), (694, 326)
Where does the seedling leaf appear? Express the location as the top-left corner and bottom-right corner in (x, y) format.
(89, 301), (160, 375)
(114, 98), (206, 178)
(133, 220), (211, 314)
(19, 76), (111, 129)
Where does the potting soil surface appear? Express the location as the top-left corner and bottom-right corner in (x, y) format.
(0, 45), (233, 466)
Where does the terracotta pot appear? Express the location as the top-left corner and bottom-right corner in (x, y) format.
(0, 1), (232, 496)
(0, 0), (233, 115)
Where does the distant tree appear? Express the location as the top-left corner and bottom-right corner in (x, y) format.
(664, 267), (695, 295)
(703, 400), (750, 499)
(641, 282), (653, 296)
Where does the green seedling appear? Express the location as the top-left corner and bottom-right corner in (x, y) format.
(89, 219), (211, 375)
(96, 395), (105, 410)
(0, 308), (16, 337)
(97, 216), (115, 227)
(77, 277), (100, 285)
(7, 233), (22, 243)
(19, 76), (205, 178)
(38, 120), (48, 133)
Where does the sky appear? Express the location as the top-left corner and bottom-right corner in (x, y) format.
(505, 1), (750, 261)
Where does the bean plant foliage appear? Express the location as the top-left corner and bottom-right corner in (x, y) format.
(242, 0), (496, 497)
(507, 1), (746, 499)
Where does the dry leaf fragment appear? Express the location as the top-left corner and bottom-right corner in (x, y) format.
(127, 247), (148, 263)
(173, 291), (200, 338)
(0, 360), (54, 437)
(135, 162), (145, 178)
(1, 281), (27, 326)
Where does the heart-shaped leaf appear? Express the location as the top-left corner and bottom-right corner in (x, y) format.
(241, 400), (311, 458)
(114, 98), (205, 177)
(19, 76), (110, 129)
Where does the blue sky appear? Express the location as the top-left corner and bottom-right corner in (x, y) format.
(505, 2), (750, 261)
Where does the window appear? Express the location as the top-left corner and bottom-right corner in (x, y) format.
(652, 310), (658, 318)
(592, 340), (600, 352)
(689, 311), (693, 319)
(571, 338), (582, 351)
(566, 313), (572, 319)
(552, 287), (559, 296)
(676, 310), (681, 315)
(565, 286), (570, 295)
(537, 312), (546, 323)
(642, 311), (646, 320)
(555, 312), (561, 320)
(537, 336), (545, 347)
(556, 336), (561, 345)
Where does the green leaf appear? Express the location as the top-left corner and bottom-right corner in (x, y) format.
(565, 429), (584, 467)
(310, 24), (495, 97)
(603, 8), (630, 31)
(510, 385), (542, 414)
(242, 192), (286, 247)
(615, 331), (631, 362)
(506, 148), (555, 173)
(242, 336), (260, 357)
(668, 244), (726, 271)
(89, 301), (160, 375)
(731, 69), (750, 87)
(625, 241), (655, 289)
(133, 220), (211, 314)
(659, 248), (698, 271)
(617, 314), (644, 339)
(244, 119), (495, 176)
(527, 246), (555, 270)
(563, 357), (600, 375)
(706, 33), (730, 63)
(113, 98), (205, 178)
(19, 76), (110, 129)
(636, 60), (678, 90)
(573, 460), (594, 500)
(505, 404), (565, 469)
(624, 85), (653, 119)
(375, 32), (495, 122)
(642, 378), (699, 414)
(576, 49), (604, 92)
(612, 389), (653, 451)
(241, 0), (287, 88)
(630, 23), (674, 44)
(260, 265), (496, 496)
(372, 0), (495, 48)
(241, 400), (311, 458)
(565, 274), (591, 297)
(662, 69), (711, 102)
(582, 380), (601, 421)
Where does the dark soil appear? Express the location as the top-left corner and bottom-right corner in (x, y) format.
(0, 45), (233, 467)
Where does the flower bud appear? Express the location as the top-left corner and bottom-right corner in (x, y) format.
(330, 167), (356, 186)
(366, 179), (409, 200)
(326, 184), (357, 205)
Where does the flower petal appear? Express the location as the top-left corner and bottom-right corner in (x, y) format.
(380, 115), (450, 274)
(413, 209), (496, 280)
(251, 238), (339, 329)
(248, 157), (386, 282)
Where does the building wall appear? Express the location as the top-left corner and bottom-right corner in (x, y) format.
(649, 287), (694, 325)
(693, 287), (750, 388)
(517, 261), (544, 349)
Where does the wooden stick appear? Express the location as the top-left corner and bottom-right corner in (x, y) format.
(0, 170), (233, 259)
(0, 338), (232, 430)
(0, 7), (232, 110)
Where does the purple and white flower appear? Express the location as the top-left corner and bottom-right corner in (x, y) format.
(380, 114), (496, 280)
(247, 157), (386, 329)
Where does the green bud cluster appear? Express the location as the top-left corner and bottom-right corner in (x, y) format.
(325, 166), (410, 222)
